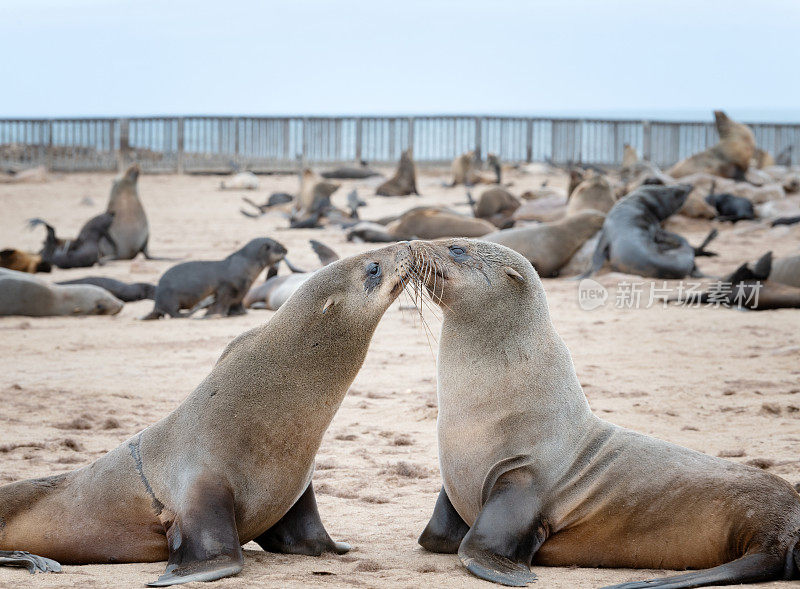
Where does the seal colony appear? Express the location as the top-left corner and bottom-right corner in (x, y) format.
(0, 243), (415, 585)
(408, 239), (800, 588)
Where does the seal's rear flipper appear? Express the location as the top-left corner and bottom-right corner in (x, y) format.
(310, 240), (339, 266)
(418, 486), (469, 554)
(0, 551), (61, 574)
(147, 481), (243, 587)
(457, 467), (544, 587)
(600, 551), (784, 588)
(693, 228), (719, 257)
(255, 482), (350, 556)
(283, 258), (308, 273)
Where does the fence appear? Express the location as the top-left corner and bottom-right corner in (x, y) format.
(1, 116), (798, 173)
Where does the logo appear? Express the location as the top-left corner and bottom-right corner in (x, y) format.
(577, 279), (608, 310)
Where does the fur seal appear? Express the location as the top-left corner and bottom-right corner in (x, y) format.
(0, 243), (415, 585)
(220, 171), (259, 190)
(669, 111), (756, 180)
(101, 164), (151, 259)
(346, 207), (494, 242)
(57, 277), (156, 302)
(321, 161), (380, 179)
(376, 149), (419, 196)
(566, 175), (615, 215)
(483, 210), (605, 277)
(240, 193), (294, 218)
(470, 187), (520, 228)
(567, 169), (585, 198)
(705, 182), (755, 222)
(0, 249), (51, 273)
(143, 238), (287, 319)
(30, 214), (116, 268)
(752, 148), (775, 169)
(408, 238), (800, 588)
(580, 185), (718, 279)
(450, 152), (501, 186)
(0, 269), (123, 317)
(296, 169), (340, 219)
(770, 254), (800, 287)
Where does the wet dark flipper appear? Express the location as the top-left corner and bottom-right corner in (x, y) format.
(255, 482), (350, 556)
(600, 552), (785, 589)
(418, 486), (469, 553)
(457, 467), (545, 587)
(0, 551), (61, 574)
(147, 480), (243, 587)
(693, 228), (719, 257)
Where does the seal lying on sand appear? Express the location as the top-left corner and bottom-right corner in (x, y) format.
(243, 241), (339, 311)
(100, 165), (152, 260)
(0, 243), (415, 585)
(143, 238), (287, 319)
(220, 171), (259, 190)
(0, 249), (51, 273)
(671, 251), (800, 311)
(30, 214), (117, 269)
(770, 254), (800, 288)
(484, 210), (605, 277)
(376, 149), (418, 196)
(409, 238), (800, 588)
(469, 187), (520, 228)
(57, 277), (156, 302)
(321, 160), (380, 179)
(451, 152), (501, 186)
(580, 185), (718, 279)
(705, 183), (755, 222)
(566, 175), (615, 215)
(0, 269), (123, 317)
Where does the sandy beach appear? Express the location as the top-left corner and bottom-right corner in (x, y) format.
(1, 167), (799, 589)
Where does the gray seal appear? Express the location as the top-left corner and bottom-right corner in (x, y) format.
(0, 269), (123, 316)
(57, 277), (156, 302)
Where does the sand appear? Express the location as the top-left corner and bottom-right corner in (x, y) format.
(1, 166), (799, 588)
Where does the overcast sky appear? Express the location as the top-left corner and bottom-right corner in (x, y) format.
(2, 0), (798, 120)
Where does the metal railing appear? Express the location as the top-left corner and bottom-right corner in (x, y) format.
(1, 116), (798, 173)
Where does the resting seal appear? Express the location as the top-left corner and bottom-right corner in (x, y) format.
(409, 238), (800, 588)
(57, 277), (156, 302)
(470, 187), (520, 228)
(321, 161), (380, 179)
(705, 182), (755, 222)
(770, 254), (800, 288)
(566, 175), (615, 215)
(100, 165), (151, 259)
(376, 149), (419, 196)
(144, 238), (287, 319)
(0, 269), (123, 316)
(0, 249), (51, 273)
(484, 210), (605, 277)
(0, 243), (414, 585)
(580, 185), (717, 279)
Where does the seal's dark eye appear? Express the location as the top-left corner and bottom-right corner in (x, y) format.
(449, 246), (466, 256)
(367, 262), (381, 277)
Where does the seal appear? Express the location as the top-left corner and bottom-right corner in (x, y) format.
(408, 238), (800, 588)
(100, 164), (151, 260)
(470, 187), (520, 228)
(0, 269), (123, 317)
(346, 207), (495, 242)
(450, 152), (501, 186)
(483, 210), (605, 277)
(0, 243), (415, 585)
(57, 277), (156, 302)
(295, 169), (340, 220)
(220, 171), (259, 190)
(669, 111), (756, 181)
(321, 160), (380, 179)
(143, 238), (287, 319)
(566, 175), (615, 215)
(30, 213), (117, 269)
(705, 182), (755, 222)
(0, 249), (51, 273)
(770, 254), (800, 288)
(376, 149), (419, 196)
(579, 185), (718, 279)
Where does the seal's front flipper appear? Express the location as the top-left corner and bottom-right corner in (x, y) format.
(0, 550), (62, 574)
(600, 551), (784, 589)
(693, 228), (719, 257)
(255, 482), (350, 556)
(418, 486), (469, 553)
(147, 480), (243, 587)
(457, 467), (545, 586)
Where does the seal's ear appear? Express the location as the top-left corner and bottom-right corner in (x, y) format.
(504, 266), (524, 283)
(322, 296), (339, 314)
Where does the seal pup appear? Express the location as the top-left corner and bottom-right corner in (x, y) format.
(144, 238), (287, 319)
(566, 175), (615, 215)
(705, 182), (755, 222)
(57, 277), (156, 302)
(408, 239), (800, 588)
(483, 210), (605, 277)
(669, 111), (756, 180)
(0, 243), (415, 585)
(579, 185), (718, 279)
(100, 164), (152, 260)
(0, 269), (123, 317)
(376, 149), (419, 196)
(31, 213), (117, 269)
(0, 249), (51, 273)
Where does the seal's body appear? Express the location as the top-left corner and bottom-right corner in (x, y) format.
(57, 277), (156, 302)
(771, 254), (800, 288)
(484, 210), (604, 277)
(0, 243), (414, 586)
(566, 175), (615, 215)
(144, 238), (286, 319)
(705, 191), (755, 222)
(376, 149), (418, 196)
(101, 165), (150, 259)
(410, 239), (800, 588)
(33, 213), (116, 269)
(0, 269), (122, 316)
(0, 249), (51, 273)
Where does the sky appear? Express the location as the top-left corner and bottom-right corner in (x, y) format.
(2, 0), (799, 120)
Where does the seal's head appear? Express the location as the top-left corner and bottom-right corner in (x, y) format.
(62, 285), (124, 316)
(408, 239), (543, 317)
(635, 184), (692, 220)
(238, 237), (288, 267)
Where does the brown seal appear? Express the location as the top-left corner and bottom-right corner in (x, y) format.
(566, 175), (615, 215)
(450, 152), (501, 186)
(376, 149), (419, 196)
(408, 238), (800, 588)
(0, 269), (123, 316)
(470, 187), (520, 227)
(0, 249), (51, 273)
(483, 210), (605, 277)
(100, 164), (151, 259)
(770, 253), (800, 288)
(0, 243), (414, 585)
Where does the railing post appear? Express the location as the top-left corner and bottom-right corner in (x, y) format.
(407, 116), (414, 153)
(46, 120), (54, 171)
(117, 118), (130, 171)
(642, 120), (651, 162)
(355, 118), (363, 162)
(474, 116), (482, 163)
(526, 119), (533, 163)
(301, 117), (309, 167)
(233, 117), (240, 168)
(176, 117), (185, 174)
